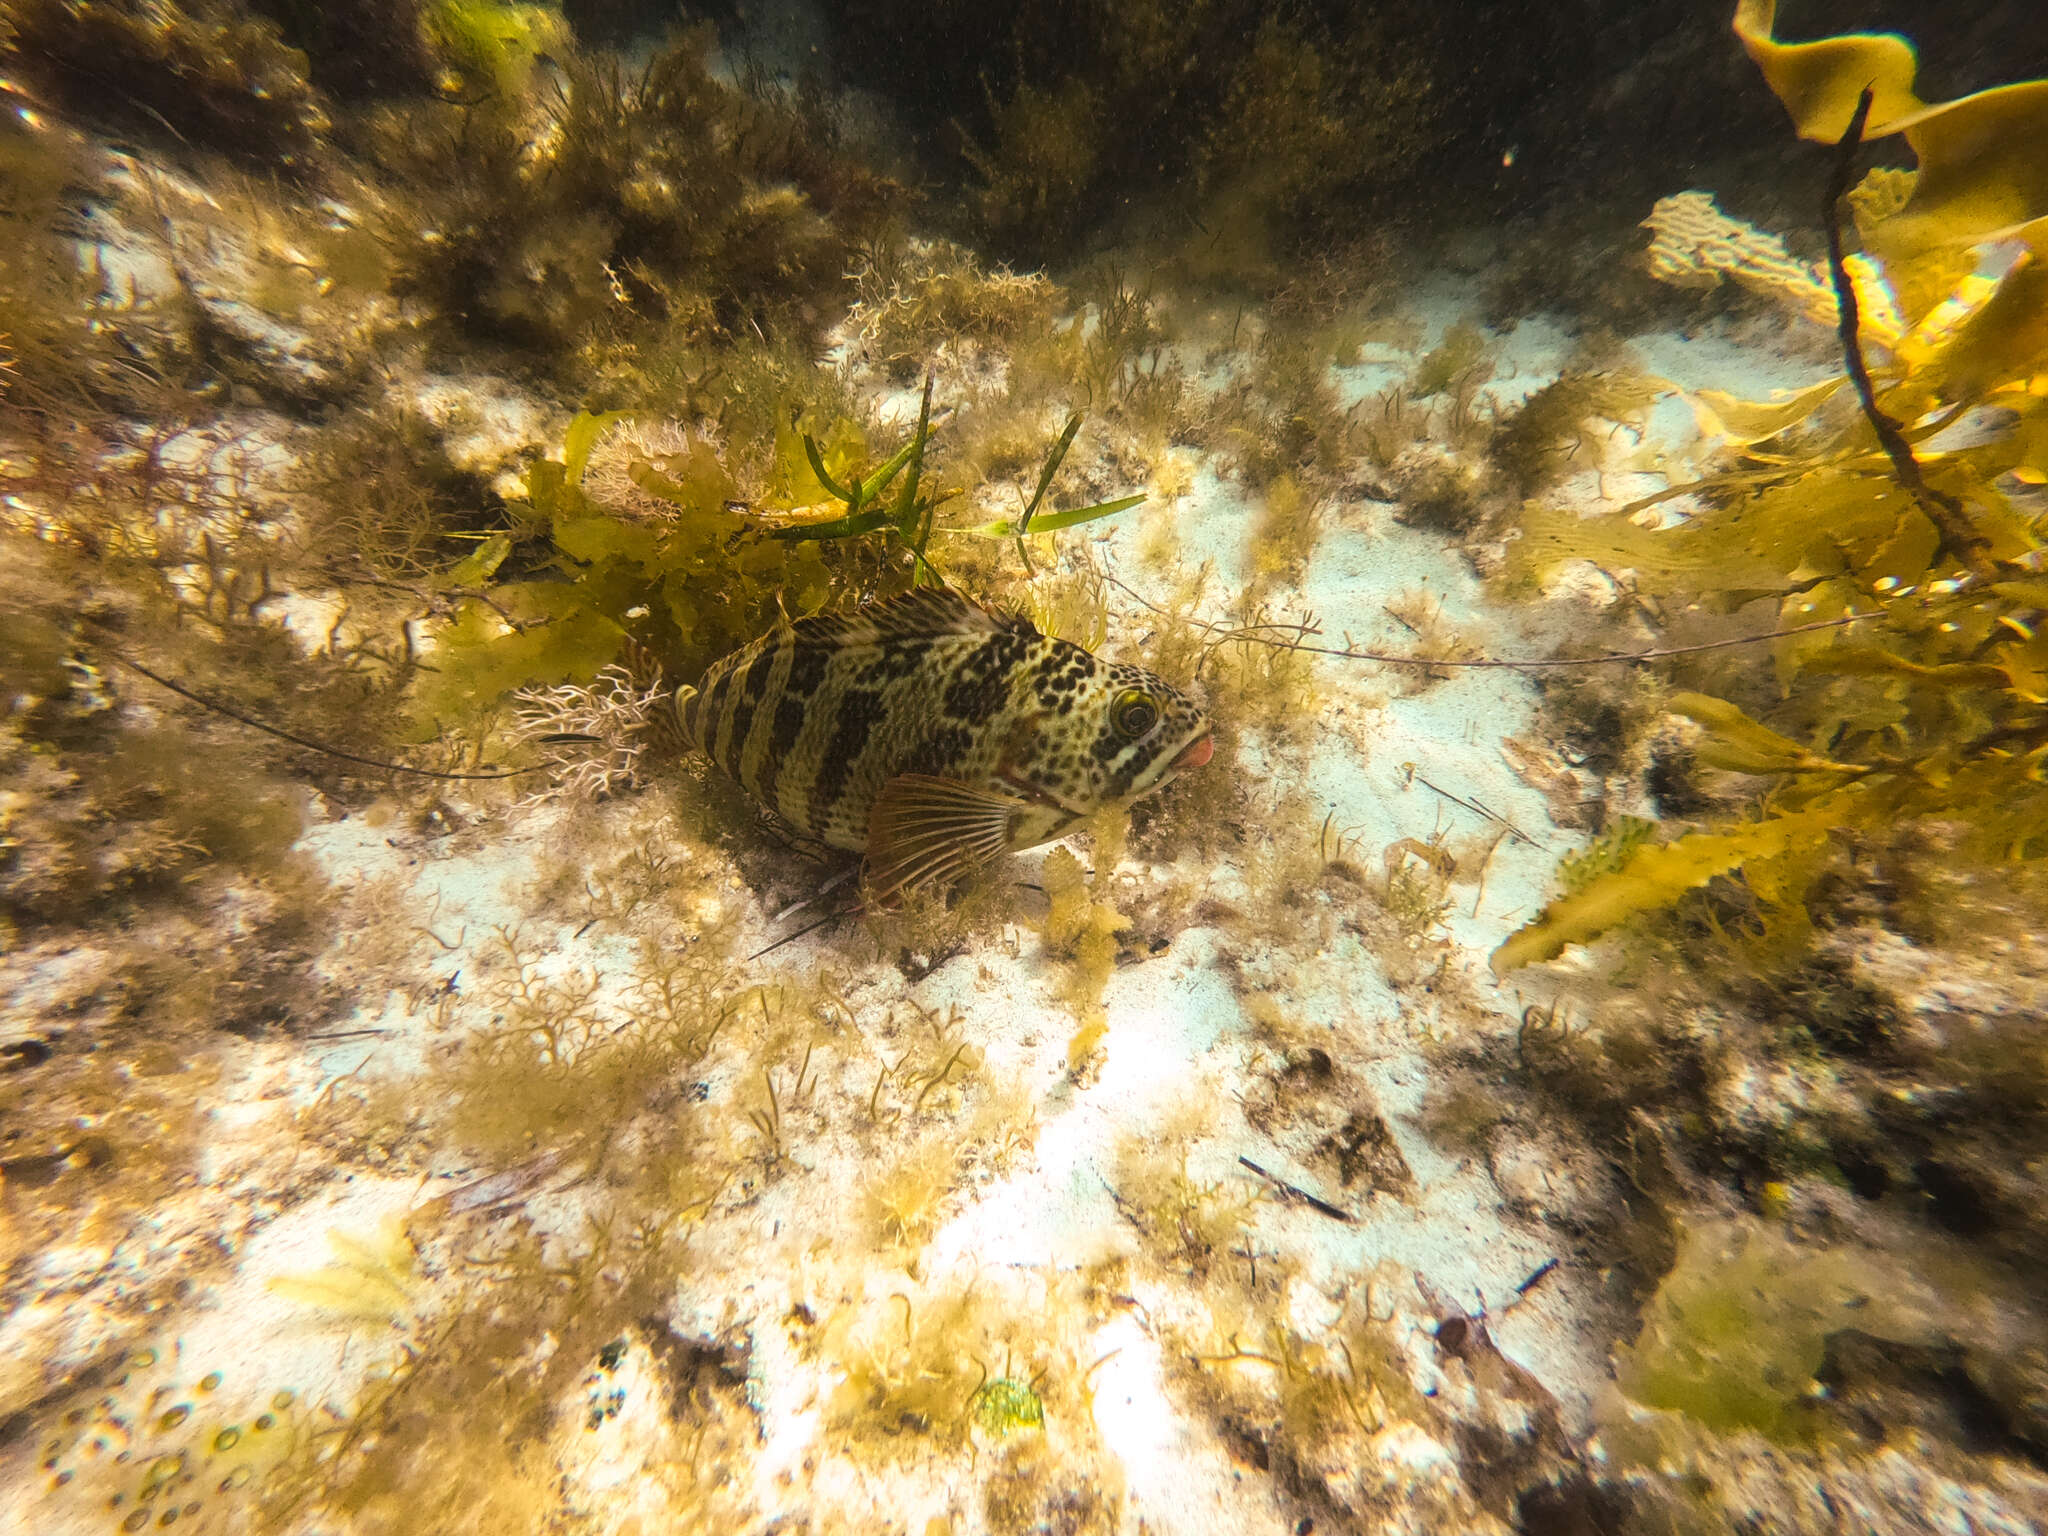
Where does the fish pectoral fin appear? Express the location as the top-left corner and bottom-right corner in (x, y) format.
(865, 775), (1024, 897)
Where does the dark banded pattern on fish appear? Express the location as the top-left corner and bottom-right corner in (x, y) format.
(676, 587), (1212, 891)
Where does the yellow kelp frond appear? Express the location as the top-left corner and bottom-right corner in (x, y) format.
(1682, 377), (1849, 446)
(1666, 693), (1867, 777)
(1731, 0), (1922, 141)
(1510, 471), (1925, 596)
(1491, 808), (1841, 975)
(1504, 10), (2048, 975)
(1877, 85), (2048, 260)
(1913, 258), (2048, 402)
(1641, 191), (1901, 345)
(1733, 0), (2048, 258)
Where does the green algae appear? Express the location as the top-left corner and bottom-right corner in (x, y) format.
(1613, 1218), (1870, 1441)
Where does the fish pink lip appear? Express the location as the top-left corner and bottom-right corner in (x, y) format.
(1172, 733), (1215, 771)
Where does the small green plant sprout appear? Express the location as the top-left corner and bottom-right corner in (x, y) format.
(764, 374), (948, 582)
(966, 410), (1146, 579)
(1316, 808), (1371, 877)
(1381, 831), (1456, 939)
(775, 379), (1144, 580)
(748, 1037), (817, 1167)
(1554, 814), (1656, 894)
(970, 1366), (1048, 1439)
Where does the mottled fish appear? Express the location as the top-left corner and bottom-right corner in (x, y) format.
(675, 587), (1213, 892)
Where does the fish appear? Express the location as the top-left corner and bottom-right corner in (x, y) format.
(674, 586), (1213, 893)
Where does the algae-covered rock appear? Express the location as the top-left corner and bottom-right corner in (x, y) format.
(1589, 1214), (2048, 1531)
(2, 0), (331, 165)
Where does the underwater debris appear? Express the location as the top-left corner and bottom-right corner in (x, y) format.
(1235, 1156), (1353, 1223)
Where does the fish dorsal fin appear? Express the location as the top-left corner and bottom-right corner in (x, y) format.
(788, 587), (1036, 649)
(865, 773), (1024, 896)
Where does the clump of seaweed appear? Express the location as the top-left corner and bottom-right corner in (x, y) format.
(0, 123), (184, 413)
(1610, 1217), (1880, 1444)
(1379, 587), (1483, 690)
(242, 0), (439, 100)
(950, 3), (1435, 277)
(505, 658), (672, 806)
(1386, 442), (1497, 535)
(1184, 1263), (1447, 1517)
(1495, 7), (2048, 978)
(1555, 815), (1656, 894)
(1602, 1208), (2048, 1475)
(848, 236), (1062, 383)
(1411, 320), (1494, 399)
(818, 1277), (1098, 1464)
(263, 1204), (754, 1535)
(1110, 1102), (1256, 1280)
(346, 18), (901, 375)
(406, 390), (1144, 754)
(1204, 320), (1357, 493)
(2, 0), (331, 167)
(1488, 343), (1666, 495)
(437, 925), (737, 1173)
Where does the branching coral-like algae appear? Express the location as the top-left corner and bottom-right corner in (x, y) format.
(1494, 2), (2048, 974)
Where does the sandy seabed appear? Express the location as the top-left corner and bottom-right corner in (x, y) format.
(3, 252), (1872, 1535)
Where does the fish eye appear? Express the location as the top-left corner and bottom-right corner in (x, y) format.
(1112, 689), (1159, 739)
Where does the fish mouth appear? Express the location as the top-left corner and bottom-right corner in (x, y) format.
(1127, 730), (1214, 799)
